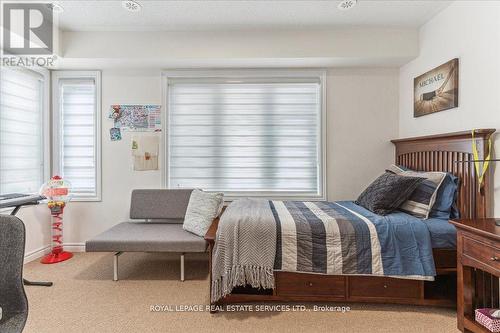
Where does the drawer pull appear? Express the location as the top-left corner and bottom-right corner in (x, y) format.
(308, 282), (313, 287)
(491, 256), (499, 261)
(383, 284), (388, 289)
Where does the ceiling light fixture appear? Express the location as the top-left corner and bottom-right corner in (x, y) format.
(122, 0), (142, 13)
(338, 0), (358, 11)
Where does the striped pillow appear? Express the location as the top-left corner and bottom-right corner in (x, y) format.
(387, 165), (446, 219)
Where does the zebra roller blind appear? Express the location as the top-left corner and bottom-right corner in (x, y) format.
(0, 68), (44, 194)
(167, 76), (323, 198)
(57, 78), (98, 198)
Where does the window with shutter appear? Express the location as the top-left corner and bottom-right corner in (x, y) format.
(165, 72), (325, 199)
(53, 71), (101, 200)
(0, 68), (46, 194)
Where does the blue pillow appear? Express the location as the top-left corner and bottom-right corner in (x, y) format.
(429, 173), (459, 219)
(395, 165), (458, 219)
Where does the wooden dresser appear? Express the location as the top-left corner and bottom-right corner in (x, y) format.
(451, 219), (500, 333)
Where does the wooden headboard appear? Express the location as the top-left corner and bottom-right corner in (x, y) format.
(391, 129), (495, 219)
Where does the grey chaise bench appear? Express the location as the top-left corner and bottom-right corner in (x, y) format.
(85, 189), (207, 282)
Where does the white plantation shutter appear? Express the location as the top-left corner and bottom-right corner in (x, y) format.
(56, 77), (99, 198)
(167, 76), (323, 198)
(0, 68), (45, 194)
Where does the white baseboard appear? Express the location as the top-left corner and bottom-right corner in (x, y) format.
(63, 243), (86, 252)
(24, 245), (51, 264)
(24, 243), (86, 264)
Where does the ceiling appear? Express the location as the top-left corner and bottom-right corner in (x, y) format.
(55, 0), (452, 32)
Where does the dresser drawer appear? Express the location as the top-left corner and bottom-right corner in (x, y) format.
(349, 276), (422, 299)
(276, 272), (345, 297)
(463, 236), (500, 273)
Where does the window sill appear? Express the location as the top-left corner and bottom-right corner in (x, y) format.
(70, 196), (102, 202)
(223, 195), (326, 202)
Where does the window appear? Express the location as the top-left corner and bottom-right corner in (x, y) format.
(0, 67), (48, 194)
(52, 71), (101, 201)
(165, 70), (325, 199)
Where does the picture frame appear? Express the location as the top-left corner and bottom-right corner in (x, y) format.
(414, 58), (459, 117)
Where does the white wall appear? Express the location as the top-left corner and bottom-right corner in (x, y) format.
(328, 68), (399, 200)
(16, 206), (51, 263)
(20, 67), (399, 256)
(60, 28), (418, 68)
(399, 1), (500, 216)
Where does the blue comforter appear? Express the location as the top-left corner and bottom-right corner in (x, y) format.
(272, 200), (436, 280)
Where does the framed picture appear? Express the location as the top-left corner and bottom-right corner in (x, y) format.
(414, 58), (459, 117)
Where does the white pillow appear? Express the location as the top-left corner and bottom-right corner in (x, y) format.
(387, 164), (446, 219)
(183, 189), (224, 237)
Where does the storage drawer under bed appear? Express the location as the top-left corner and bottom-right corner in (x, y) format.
(348, 276), (422, 299)
(275, 272), (346, 298)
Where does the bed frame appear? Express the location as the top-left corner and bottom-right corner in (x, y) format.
(205, 129), (496, 308)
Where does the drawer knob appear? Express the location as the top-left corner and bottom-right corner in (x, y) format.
(308, 282), (313, 287)
(491, 256), (499, 261)
(383, 284), (388, 289)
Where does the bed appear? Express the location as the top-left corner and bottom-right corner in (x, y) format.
(205, 129), (495, 308)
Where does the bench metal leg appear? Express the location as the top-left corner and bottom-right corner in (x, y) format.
(113, 252), (123, 281)
(180, 253), (185, 282)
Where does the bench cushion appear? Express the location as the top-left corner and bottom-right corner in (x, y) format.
(130, 189), (193, 220)
(85, 222), (207, 253)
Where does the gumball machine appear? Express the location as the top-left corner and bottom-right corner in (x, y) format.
(39, 176), (73, 264)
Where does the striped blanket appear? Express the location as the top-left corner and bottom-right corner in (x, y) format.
(211, 199), (436, 302)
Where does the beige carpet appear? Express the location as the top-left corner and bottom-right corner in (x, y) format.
(23, 252), (458, 333)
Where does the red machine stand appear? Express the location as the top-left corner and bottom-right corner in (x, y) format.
(40, 176), (73, 264)
(41, 211), (73, 264)
(41, 251), (73, 264)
